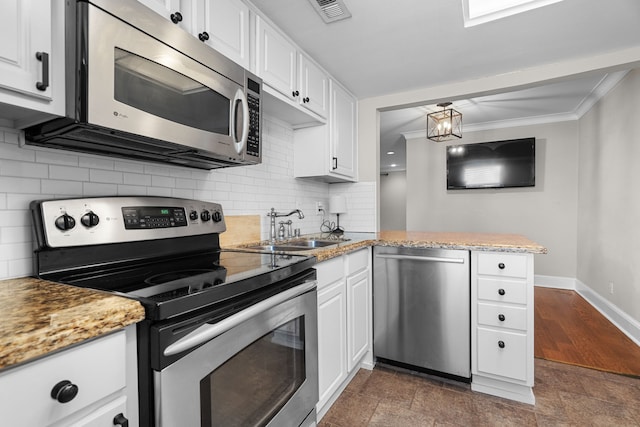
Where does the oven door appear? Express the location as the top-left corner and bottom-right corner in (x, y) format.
(154, 281), (318, 427)
(82, 2), (249, 159)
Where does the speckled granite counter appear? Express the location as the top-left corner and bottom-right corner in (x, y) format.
(235, 231), (547, 262)
(0, 277), (145, 370)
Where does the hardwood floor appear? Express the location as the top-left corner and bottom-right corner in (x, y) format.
(534, 287), (640, 377)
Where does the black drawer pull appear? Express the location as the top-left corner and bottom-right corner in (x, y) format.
(498, 288), (505, 296)
(498, 340), (505, 349)
(332, 157), (338, 170)
(498, 314), (505, 321)
(36, 52), (49, 91)
(199, 32), (210, 42)
(498, 262), (505, 269)
(51, 380), (78, 403)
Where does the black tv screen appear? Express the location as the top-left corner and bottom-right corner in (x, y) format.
(447, 137), (535, 190)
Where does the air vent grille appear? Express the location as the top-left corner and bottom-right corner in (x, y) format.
(309, 0), (352, 23)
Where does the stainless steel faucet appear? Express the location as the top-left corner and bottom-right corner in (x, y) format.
(267, 208), (304, 242)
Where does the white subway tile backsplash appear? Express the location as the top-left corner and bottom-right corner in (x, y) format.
(0, 177), (41, 194)
(41, 179), (83, 195)
(50, 165), (90, 181)
(79, 156), (115, 170)
(90, 169), (123, 184)
(0, 115), (377, 279)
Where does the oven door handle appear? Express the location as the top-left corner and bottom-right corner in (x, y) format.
(163, 280), (317, 357)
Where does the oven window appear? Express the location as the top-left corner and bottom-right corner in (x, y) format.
(200, 317), (306, 427)
(113, 48), (230, 135)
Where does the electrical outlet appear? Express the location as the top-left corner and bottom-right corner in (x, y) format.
(608, 282), (614, 294)
(316, 201), (324, 215)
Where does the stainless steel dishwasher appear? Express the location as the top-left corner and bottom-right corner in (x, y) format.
(373, 246), (471, 380)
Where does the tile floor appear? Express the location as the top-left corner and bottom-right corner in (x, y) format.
(318, 359), (640, 426)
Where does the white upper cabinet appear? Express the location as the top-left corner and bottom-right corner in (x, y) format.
(330, 80), (357, 178)
(196, 0), (250, 68)
(136, 0), (195, 33)
(293, 79), (357, 182)
(255, 15), (328, 120)
(298, 54), (329, 118)
(0, 0), (64, 126)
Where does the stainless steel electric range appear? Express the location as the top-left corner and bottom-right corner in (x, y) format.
(30, 196), (319, 427)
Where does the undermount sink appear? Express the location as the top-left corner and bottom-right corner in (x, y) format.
(245, 244), (312, 252)
(284, 240), (341, 248)
(245, 239), (349, 252)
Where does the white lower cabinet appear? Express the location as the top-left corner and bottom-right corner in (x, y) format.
(0, 326), (138, 427)
(316, 248), (372, 418)
(471, 251), (535, 404)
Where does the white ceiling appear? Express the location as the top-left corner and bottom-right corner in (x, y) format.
(250, 0), (640, 170)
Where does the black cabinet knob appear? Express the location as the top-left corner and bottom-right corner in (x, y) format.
(303, 97), (310, 103)
(498, 288), (506, 296)
(498, 340), (505, 349)
(292, 90), (299, 97)
(113, 413), (129, 427)
(498, 314), (506, 321)
(51, 380), (78, 403)
(498, 262), (505, 269)
(199, 32), (210, 42)
(170, 11), (183, 24)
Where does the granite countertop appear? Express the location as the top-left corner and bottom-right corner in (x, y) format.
(234, 230), (547, 261)
(0, 277), (145, 371)
(0, 230), (544, 371)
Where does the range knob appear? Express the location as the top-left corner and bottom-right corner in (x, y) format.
(212, 211), (222, 222)
(55, 214), (76, 231)
(189, 210), (198, 221)
(80, 211), (99, 227)
(200, 210), (211, 222)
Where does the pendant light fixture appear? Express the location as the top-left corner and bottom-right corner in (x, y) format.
(426, 102), (462, 142)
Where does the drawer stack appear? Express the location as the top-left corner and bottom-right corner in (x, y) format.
(471, 251), (535, 404)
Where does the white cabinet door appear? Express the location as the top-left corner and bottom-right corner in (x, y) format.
(298, 54), (328, 117)
(255, 16), (297, 101)
(317, 279), (347, 409)
(136, 0), (194, 33)
(347, 268), (370, 371)
(198, 0), (250, 68)
(0, 0), (52, 100)
(330, 80), (357, 179)
(64, 396), (128, 427)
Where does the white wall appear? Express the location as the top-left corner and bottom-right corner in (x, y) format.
(380, 171), (406, 230)
(0, 115), (374, 280)
(405, 122), (579, 278)
(577, 69), (640, 321)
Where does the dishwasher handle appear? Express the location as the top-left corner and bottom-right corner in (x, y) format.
(375, 253), (465, 264)
(164, 280), (317, 356)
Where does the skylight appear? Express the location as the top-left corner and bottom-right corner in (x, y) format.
(462, 0), (563, 27)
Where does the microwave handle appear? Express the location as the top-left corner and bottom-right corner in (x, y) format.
(163, 280), (317, 356)
(232, 88), (249, 154)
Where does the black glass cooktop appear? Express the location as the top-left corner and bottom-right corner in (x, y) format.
(46, 249), (315, 320)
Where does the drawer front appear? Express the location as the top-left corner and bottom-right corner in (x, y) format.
(477, 302), (527, 331)
(347, 248), (369, 276)
(316, 256), (345, 290)
(0, 331), (126, 427)
(476, 327), (528, 382)
(477, 253), (527, 278)
(477, 277), (527, 304)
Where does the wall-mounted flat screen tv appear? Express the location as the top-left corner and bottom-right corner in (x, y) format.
(446, 137), (535, 190)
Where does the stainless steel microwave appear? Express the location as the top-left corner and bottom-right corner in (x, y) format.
(25, 0), (262, 170)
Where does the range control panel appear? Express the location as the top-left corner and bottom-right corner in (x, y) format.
(32, 196), (226, 248)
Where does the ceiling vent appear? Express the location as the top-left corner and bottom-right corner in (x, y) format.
(308, 0), (352, 23)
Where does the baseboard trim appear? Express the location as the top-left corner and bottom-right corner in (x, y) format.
(534, 275), (640, 347)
